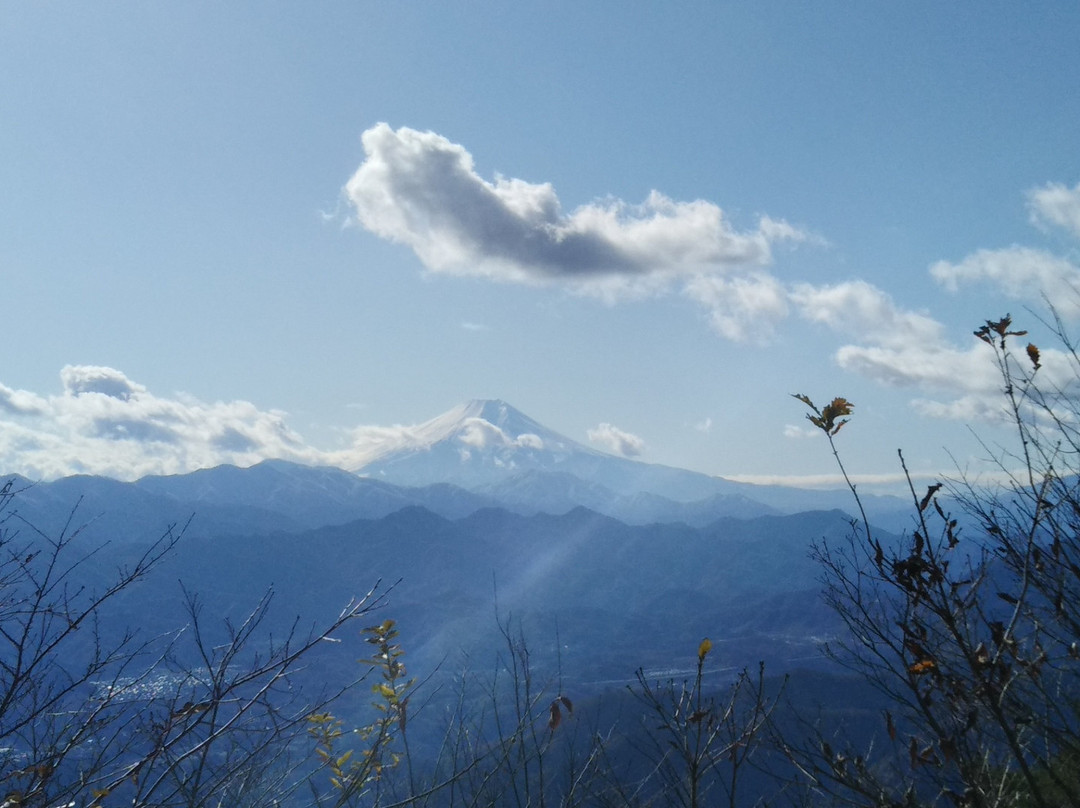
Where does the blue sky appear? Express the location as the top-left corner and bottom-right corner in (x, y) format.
(2, 3), (1079, 487)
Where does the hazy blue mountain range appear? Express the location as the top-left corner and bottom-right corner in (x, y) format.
(95, 503), (854, 692)
(0, 398), (927, 686)
(4, 400), (913, 544)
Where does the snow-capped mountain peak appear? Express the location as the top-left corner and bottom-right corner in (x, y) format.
(348, 400), (737, 502)
(410, 399), (556, 448)
(349, 399), (598, 487)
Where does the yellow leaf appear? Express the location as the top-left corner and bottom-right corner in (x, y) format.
(698, 638), (712, 661)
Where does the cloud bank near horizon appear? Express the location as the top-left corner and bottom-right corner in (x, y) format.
(0, 367), (653, 480)
(0, 365), (320, 480)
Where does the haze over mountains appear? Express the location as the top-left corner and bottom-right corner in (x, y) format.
(350, 398), (911, 520)
(2, 399), (914, 688)
(7, 399), (911, 541)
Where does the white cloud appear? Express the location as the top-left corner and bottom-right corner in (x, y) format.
(0, 366), (317, 480)
(1028, 181), (1080, 239)
(694, 417), (712, 434)
(336, 415), (546, 471)
(726, 470), (940, 490)
(60, 365), (144, 400)
(345, 124), (807, 298)
(344, 124), (829, 340)
(786, 273), (1080, 422)
(783, 424), (820, 439)
(758, 215), (820, 244)
(910, 395), (1012, 424)
(791, 280), (944, 348)
(684, 273), (789, 342)
(341, 126), (1080, 428)
(788, 280), (1013, 416)
(930, 247), (1080, 318)
(787, 275), (1079, 422)
(0, 383), (46, 415)
(342, 423), (427, 458)
(586, 423), (645, 457)
(833, 343), (1000, 393)
(516, 432), (544, 450)
(457, 417), (512, 450)
(789, 279), (1011, 396)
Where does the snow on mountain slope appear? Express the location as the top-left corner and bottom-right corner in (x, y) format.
(349, 399), (578, 465)
(352, 399), (738, 501)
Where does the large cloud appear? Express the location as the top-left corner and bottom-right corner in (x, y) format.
(0, 366), (318, 480)
(345, 124), (809, 305)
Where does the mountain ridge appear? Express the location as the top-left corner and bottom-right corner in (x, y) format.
(2, 399), (913, 535)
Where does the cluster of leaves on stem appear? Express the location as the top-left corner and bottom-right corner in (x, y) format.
(309, 619), (414, 805)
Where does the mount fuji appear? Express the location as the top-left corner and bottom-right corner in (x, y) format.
(346, 399), (911, 527)
(351, 399), (738, 503)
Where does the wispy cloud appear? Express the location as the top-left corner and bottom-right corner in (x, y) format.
(345, 124), (811, 326)
(787, 279), (1007, 402)
(1028, 180), (1080, 240)
(587, 423), (645, 457)
(930, 247), (1080, 318)
(791, 280), (945, 347)
(683, 273), (789, 343)
(726, 470), (943, 490)
(783, 424), (820, 439)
